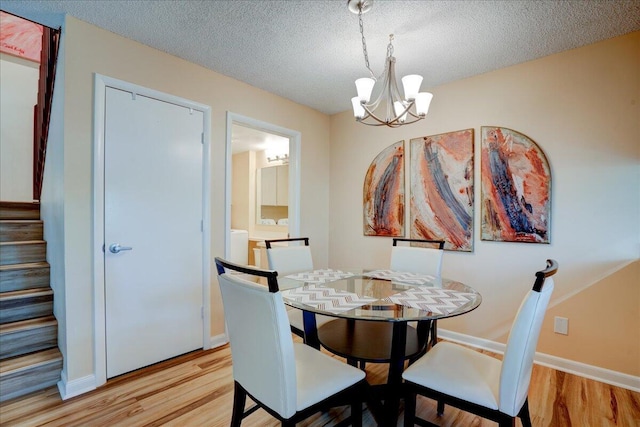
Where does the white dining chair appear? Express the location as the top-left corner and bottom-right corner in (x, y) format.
(265, 237), (333, 340)
(402, 259), (558, 427)
(215, 257), (369, 426)
(390, 238), (445, 277)
(391, 238), (445, 351)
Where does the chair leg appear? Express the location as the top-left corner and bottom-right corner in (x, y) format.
(403, 387), (417, 427)
(429, 320), (438, 348)
(436, 400), (444, 416)
(231, 381), (247, 427)
(351, 400), (363, 427)
(518, 397), (532, 427)
(497, 415), (516, 427)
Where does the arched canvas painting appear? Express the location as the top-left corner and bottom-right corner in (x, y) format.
(410, 129), (474, 251)
(363, 141), (404, 236)
(481, 127), (551, 243)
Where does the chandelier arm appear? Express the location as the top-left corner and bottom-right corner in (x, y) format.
(392, 115), (424, 125)
(364, 91), (384, 113)
(360, 104), (411, 127)
(360, 104), (397, 126)
(387, 55), (405, 120)
(397, 100), (414, 117)
(405, 109), (423, 119)
(358, 114), (424, 128)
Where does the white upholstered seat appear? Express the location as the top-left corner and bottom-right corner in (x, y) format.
(215, 257), (368, 426)
(402, 259), (558, 427)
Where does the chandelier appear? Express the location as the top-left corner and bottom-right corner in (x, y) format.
(348, 0), (433, 128)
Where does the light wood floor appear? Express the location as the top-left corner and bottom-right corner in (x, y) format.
(1, 341), (638, 426)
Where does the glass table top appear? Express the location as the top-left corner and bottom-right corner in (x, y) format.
(277, 268), (482, 322)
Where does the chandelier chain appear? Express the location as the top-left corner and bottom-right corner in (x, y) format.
(358, 9), (376, 80)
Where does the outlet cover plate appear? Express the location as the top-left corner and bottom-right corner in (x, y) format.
(554, 316), (569, 335)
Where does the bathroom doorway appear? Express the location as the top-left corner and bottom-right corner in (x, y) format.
(225, 113), (300, 266)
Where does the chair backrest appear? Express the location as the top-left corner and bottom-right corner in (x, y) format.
(390, 238), (445, 276)
(215, 257), (298, 418)
(265, 237), (314, 276)
(499, 259), (558, 416)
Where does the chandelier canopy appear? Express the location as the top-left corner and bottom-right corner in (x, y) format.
(348, 0), (433, 128)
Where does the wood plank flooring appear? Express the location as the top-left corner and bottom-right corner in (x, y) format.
(0, 341), (638, 426)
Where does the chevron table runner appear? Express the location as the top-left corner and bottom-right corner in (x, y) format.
(364, 269), (437, 285)
(384, 287), (477, 315)
(281, 285), (376, 313)
(285, 269), (356, 284)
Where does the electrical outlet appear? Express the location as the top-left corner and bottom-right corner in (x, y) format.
(554, 316), (569, 335)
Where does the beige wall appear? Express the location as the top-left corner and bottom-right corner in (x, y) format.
(231, 151), (252, 231)
(329, 32), (640, 376)
(536, 260), (639, 376)
(53, 16), (331, 384)
(0, 53), (38, 202)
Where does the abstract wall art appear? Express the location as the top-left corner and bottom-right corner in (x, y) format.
(480, 126), (551, 243)
(410, 129), (474, 252)
(363, 141), (405, 236)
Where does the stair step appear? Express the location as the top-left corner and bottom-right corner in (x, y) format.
(0, 262), (50, 293)
(0, 202), (40, 220)
(0, 348), (62, 403)
(0, 288), (54, 324)
(0, 316), (57, 359)
(0, 241), (46, 265)
(0, 220), (44, 242)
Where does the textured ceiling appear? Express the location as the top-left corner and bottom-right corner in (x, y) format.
(2, 1), (640, 115)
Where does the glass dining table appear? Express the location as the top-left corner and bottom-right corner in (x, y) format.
(277, 268), (482, 426)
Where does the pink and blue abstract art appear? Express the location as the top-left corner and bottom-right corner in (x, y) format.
(480, 127), (551, 243)
(410, 129), (474, 252)
(363, 141), (405, 237)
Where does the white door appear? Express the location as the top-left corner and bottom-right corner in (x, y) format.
(104, 87), (204, 378)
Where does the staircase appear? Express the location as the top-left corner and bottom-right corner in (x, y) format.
(0, 201), (62, 403)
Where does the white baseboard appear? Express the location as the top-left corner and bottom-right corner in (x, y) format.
(57, 370), (96, 400)
(439, 329), (640, 393)
(209, 333), (228, 349)
(58, 335), (229, 401)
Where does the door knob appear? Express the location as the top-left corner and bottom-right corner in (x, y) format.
(109, 243), (133, 254)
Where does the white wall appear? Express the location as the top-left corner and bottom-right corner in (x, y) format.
(0, 53), (38, 201)
(329, 32), (640, 375)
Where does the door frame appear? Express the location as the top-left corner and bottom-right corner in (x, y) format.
(224, 112), (301, 258)
(92, 74), (211, 387)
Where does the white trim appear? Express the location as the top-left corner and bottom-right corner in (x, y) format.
(93, 74), (212, 387)
(210, 333), (229, 349)
(93, 76), (107, 387)
(201, 102), (212, 350)
(438, 328), (640, 392)
(57, 371), (96, 400)
(224, 112), (302, 260)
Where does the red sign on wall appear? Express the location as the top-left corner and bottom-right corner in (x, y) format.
(0, 11), (42, 63)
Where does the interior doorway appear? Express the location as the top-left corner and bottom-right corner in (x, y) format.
(225, 113), (300, 266)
